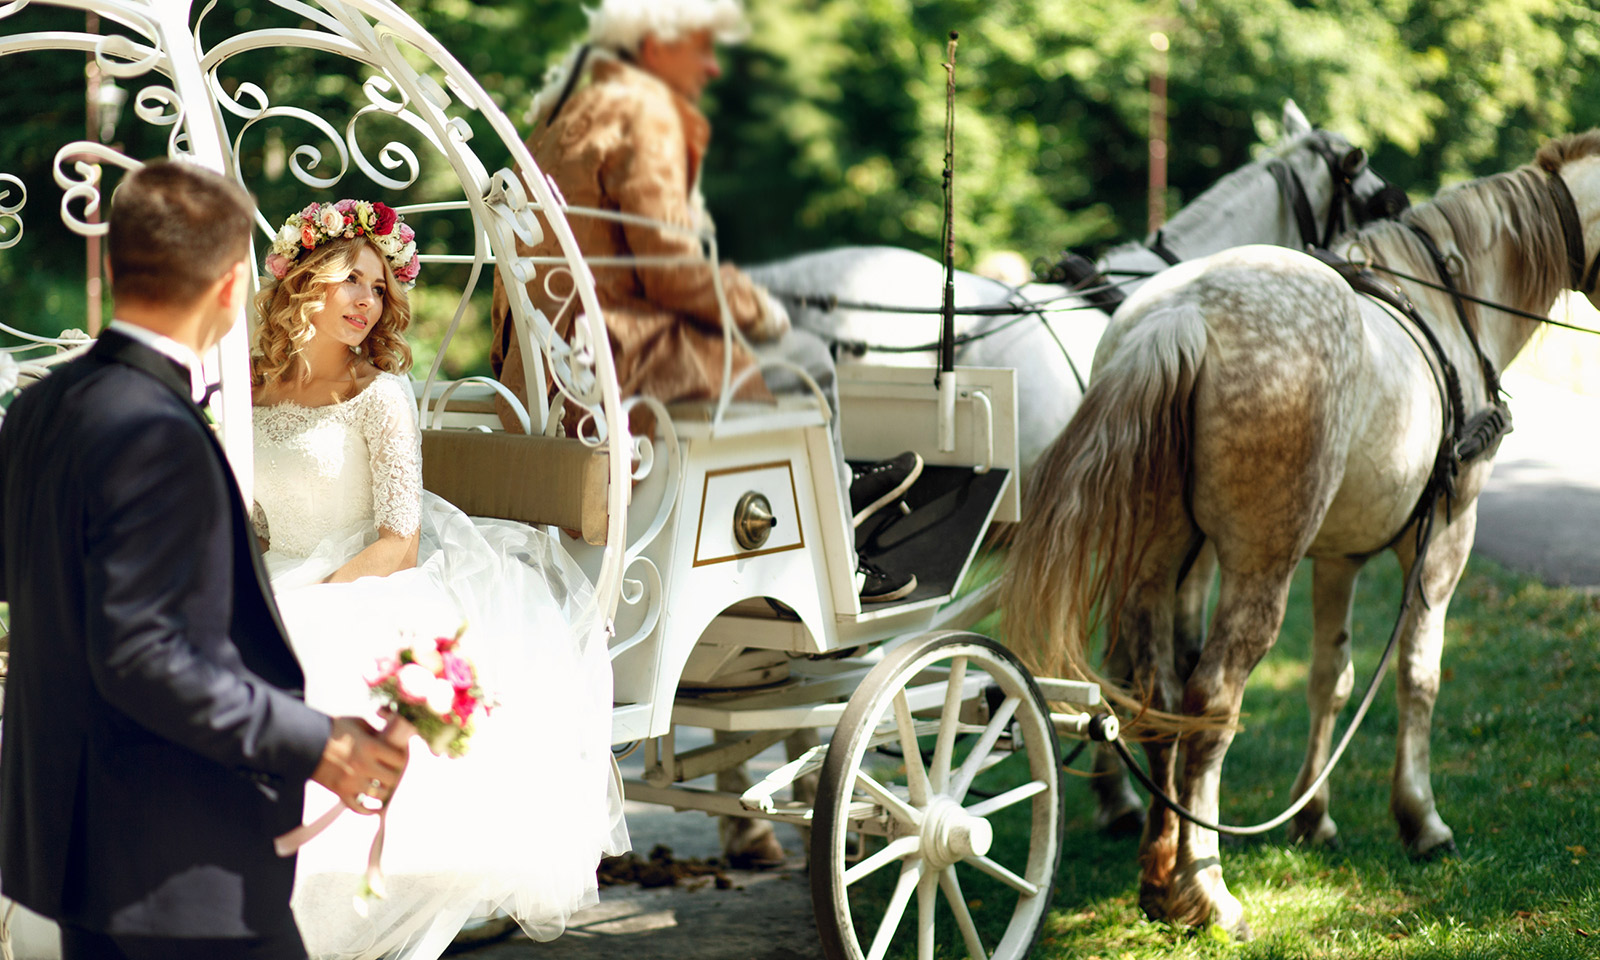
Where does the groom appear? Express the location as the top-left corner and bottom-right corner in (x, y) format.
(0, 161), (408, 960)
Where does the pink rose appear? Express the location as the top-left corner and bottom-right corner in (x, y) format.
(335, 198), (357, 214)
(299, 202), (320, 221)
(300, 225), (317, 249)
(397, 223), (414, 244)
(318, 206), (344, 234)
(265, 253), (291, 279)
(373, 202), (398, 236)
(395, 663), (435, 704)
(395, 256), (420, 283)
(442, 653), (474, 690)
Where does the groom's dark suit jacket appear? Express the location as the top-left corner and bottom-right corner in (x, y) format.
(0, 329), (331, 937)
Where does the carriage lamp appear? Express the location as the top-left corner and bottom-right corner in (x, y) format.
(733, 491), (777, 551)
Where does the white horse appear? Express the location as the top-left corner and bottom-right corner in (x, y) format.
(745, 102), (1410, 475)
(1003, 131), (1600, 937)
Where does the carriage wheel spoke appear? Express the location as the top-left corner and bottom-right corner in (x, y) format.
(893, 690), (932, 805)
(929, 656), (968, 793)
(951, 695), (1020, 800)
(965, 779), (1047, 819)
(939, 866), (988, 960)
(857, 771), (923, 827)
(966, 854), (1040, 897)
(844, 835), (922, 887)
(865, 861), (923, 960)
(917, 865), (938, 960)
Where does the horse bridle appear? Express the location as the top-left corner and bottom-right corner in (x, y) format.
(1545, 169), (1600, 295)
(1148, 130), (1410, 265)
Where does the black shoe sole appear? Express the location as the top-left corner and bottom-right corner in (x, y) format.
(852, 453), (925, 529)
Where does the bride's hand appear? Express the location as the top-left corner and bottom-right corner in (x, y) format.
(311, 716), (409, 814)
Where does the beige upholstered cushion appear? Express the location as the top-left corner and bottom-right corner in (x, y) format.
(420, 429), (608, 545)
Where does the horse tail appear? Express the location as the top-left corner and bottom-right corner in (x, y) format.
(1002, 298), (1208, 732)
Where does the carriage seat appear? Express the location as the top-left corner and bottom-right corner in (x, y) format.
(414, 379), (609, 545)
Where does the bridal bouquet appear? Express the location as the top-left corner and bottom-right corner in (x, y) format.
(276, 625), (491, 905)
(366, 626), (492, 758)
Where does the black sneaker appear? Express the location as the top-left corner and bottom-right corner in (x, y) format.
(859, 555), (917, 603)
(850, 451), (924, 528)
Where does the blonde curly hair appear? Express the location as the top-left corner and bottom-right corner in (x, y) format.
(252, 236), (413, 387)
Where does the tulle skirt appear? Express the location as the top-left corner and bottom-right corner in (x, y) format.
(266, 494), (628, 960)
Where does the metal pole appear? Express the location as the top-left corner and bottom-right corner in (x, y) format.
(1147, 30), (1169, 235)
(937, 32), (958, 452)
(85, 11), (101, 335)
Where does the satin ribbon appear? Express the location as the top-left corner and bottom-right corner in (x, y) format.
(274, 714), (415, 902)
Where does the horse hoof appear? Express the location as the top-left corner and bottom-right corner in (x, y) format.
(1411, 836), (1457, 862)
(1288, 812), (1340, 849)
(1226, 916), (1255, 942)
(1099, 806), (1146, 838)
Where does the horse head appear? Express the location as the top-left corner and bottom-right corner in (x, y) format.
(1267, 104), (1410, 251)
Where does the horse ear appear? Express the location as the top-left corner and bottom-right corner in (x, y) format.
(1342, 147), (1368, 176)
(1281, 99), (1313, 139)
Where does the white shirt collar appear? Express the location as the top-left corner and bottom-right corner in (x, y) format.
(107, 320), (210, 403)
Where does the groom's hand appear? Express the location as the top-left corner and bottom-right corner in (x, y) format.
(311, 716), (409, 814)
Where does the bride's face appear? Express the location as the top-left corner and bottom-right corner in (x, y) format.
(310, 243), (388, 350)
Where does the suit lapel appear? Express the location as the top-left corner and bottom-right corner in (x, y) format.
(93, 330), (293, 644)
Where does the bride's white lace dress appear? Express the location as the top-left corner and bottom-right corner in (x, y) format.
(252, 371), (627, 960)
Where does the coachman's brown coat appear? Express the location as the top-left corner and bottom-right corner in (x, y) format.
(491, 57), (775, 434)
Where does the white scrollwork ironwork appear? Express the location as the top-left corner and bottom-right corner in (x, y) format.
(5, 0), (634, 654)
(52, 143), (144, 238)
(0, 173), (24, 250)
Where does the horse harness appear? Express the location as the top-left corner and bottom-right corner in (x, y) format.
(1047, 131), (1410, 316)
(1311, 186), (1596, 551)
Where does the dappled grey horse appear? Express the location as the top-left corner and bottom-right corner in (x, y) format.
(746, 102), (1409, 477)
(1004, 131), (1600, 937)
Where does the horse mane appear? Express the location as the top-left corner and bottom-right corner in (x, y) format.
(1352, 136), (1600, 313)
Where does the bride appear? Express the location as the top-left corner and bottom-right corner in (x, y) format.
(249, 198), (627, 959)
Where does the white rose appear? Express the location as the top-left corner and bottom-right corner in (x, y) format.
(397, 240), (416, 264)
(318, 205), (344, 234)
(425, 677), (455, 717)
(277, 224), (299, 248)
(0, 351), (18, 397)
(373, 230), (402, 256)
(395, 663), (437, 704)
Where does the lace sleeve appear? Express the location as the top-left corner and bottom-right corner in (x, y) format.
(360, 373), (422, 537)
(251, 500), (270, 543)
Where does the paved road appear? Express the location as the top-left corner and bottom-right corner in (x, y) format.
(1472, 370), (1600, 588)
(461, 729), (826, 960)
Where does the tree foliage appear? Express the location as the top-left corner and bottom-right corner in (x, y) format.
(3, 0), (1599, 363)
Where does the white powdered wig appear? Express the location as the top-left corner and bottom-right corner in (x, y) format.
(526, 0), (748, 128)
(585, 0), (750, 53)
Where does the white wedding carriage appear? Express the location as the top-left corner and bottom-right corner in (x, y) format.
(0, 3), (1108, 958)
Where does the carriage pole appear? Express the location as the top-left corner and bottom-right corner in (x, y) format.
(937, 31), (959, 452)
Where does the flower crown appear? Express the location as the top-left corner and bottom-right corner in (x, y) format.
(264, 199), (420, 287)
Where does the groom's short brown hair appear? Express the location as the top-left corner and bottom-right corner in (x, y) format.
(108, 160), (254, 308)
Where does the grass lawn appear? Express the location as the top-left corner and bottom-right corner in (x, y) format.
(977, 552), (1600, 960)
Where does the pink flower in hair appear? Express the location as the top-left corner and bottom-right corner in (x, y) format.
(395, 256), (421, 283)
(300, 225), (317, 249)
(397, 223), (415, 245)
(265, 253), (291, 279)
(299, 202), (321, 221)
(335, 198), (358, 214)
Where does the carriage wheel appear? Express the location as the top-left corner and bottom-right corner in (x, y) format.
(811, 632), (1063, 960)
